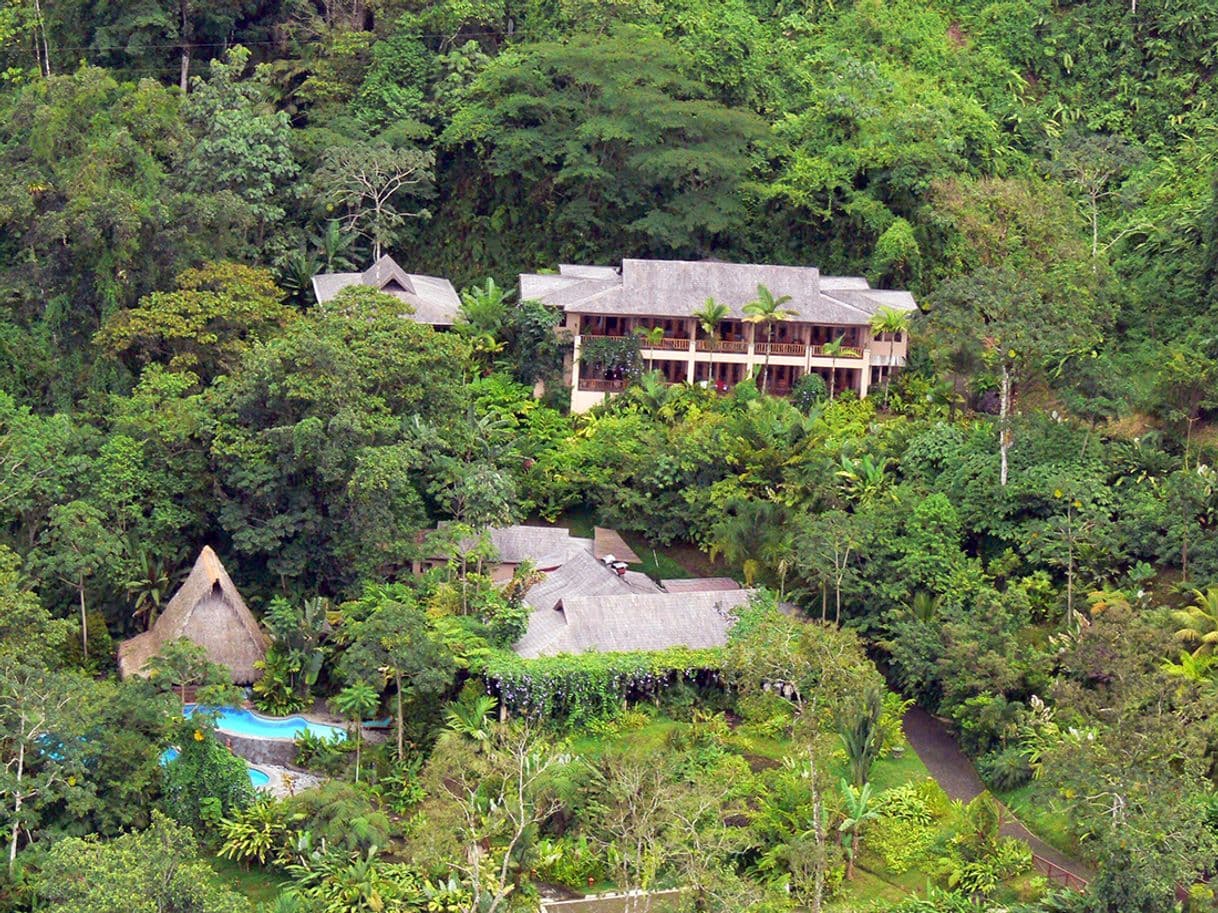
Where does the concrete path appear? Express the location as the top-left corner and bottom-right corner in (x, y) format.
(902, 707), (1093, 886)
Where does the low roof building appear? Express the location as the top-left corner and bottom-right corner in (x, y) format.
(117, 546), (269, 685)
(515, 589), (753, 658)
(311, 254), (461, 326)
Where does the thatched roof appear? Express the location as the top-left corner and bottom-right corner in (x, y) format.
(514, 589), (753, 658)
(118, 547), (269, 685)
(518, 259), (918, 325)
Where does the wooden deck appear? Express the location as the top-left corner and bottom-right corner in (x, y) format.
(593, 527), (642, 564)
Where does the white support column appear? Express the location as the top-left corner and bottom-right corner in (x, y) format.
(570, 315), (583, 394)
(686, 319), (696, 383)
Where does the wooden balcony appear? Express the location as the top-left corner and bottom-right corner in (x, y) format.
(808, 343), (863, 359)
(696, 339), (749, 353)
(755, 341), (807, 357)
(645, 337), (693, 351)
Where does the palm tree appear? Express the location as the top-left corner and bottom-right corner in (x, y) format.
(333, 682), (379, 783)
(838, 779), (879, 881)
(822, 335), (846, 400)
(311, 219), (356, 272)
(1173, 587), (1218, 656)
(743, 284), (795, 394)
(869, 307), (911, 403)
(692, 297), (729, 388)
(634, 324), (666, 374)
(838, 688), (883, 788)
(445, 693), (498, 752)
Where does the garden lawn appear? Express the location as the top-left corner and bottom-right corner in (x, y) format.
(210, 857), (284, 902)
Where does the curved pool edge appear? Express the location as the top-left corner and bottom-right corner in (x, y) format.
(184, 704), (347, 743)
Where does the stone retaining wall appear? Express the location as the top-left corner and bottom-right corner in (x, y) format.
(222, 732), (298, 767)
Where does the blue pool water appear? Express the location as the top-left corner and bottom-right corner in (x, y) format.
(159, 747), (271, 788)
(184, 705), (345, 741)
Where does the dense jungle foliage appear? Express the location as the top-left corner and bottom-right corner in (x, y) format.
(3, 0), (1218, 910)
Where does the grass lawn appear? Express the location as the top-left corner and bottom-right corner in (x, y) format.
(828, 863), (923, 910)
(567, 718), (683, 759)
(624, 535), (696, 580)
(997, 781), (1083, 860)
(544, 509), (734, 583)
(210, 856), (284, 902)
(866, 749), (934, 793)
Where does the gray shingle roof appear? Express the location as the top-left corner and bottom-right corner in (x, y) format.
(312, 255), (461, 325)
(660, 577), (742, 593)
(435, 524), (586, 568)
(522, 548), (661, 613)
(515, 589), (753, 658)
(518, 259), (917, 326)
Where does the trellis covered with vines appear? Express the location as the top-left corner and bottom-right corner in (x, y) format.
(578, 334), (642, 381)
(483, 647), (723, 723)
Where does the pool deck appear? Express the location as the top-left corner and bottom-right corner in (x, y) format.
(252, 763), (323, 798)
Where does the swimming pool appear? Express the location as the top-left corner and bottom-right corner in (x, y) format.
(159, 747), (271, 789)
(184, 705), (346, 742)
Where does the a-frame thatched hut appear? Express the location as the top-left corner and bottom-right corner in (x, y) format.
(118, 546), (269, 685)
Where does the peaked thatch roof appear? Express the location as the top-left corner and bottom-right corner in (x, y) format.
(118, 547), (269, 685)
(514, 589), (753, 658)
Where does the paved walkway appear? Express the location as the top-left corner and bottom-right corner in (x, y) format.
(902, 707), (1093, 885)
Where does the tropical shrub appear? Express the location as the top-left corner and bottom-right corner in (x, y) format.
(534, 835), (608, 889)
(218, 797), (295, 867)
(978, 745), (1033, 791)
(282, 781), (392, 854)
(161, 719), (253, 836)
(868, 815), (938, 875)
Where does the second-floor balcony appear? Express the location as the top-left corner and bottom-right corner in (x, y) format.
(579, 334), (864, 360)
(696, 338), (749, 353)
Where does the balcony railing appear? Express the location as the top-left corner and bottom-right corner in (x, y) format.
(579, 334), (866, 360)
(644, 337), (694, 351)
(579, 377), (628, 392)
(755, 341), (808, 356)
(809, 344), (863, 359)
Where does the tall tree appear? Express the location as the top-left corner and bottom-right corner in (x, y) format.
(338, 584), (456, 763)
(34, 501), (123, 662)
(1048, 129), (1143, 258)
(442, 24), (765, 265)
(315, 143), (435, 260)
(95, 262), (295, 384)
(929, 177), (1108, 486)
(178, 47), (299, 250)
